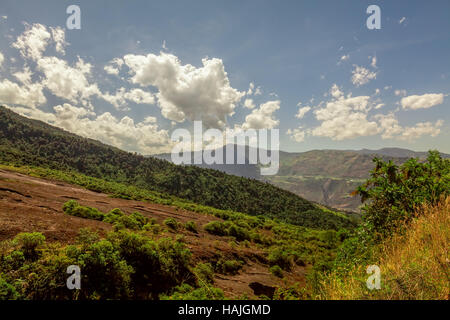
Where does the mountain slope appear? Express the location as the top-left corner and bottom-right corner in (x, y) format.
(0, 106), (353, 230)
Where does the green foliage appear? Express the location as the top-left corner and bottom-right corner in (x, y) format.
(203, 221), (251, 241)
(269, 265), (283, 278)
(103, 208), (124, 224)
(62, 200), (105, 221)
(160, 283), (225, 300)
(215, 258), (243, 275)
(185, 221), (198, 233)
(356, 151), (450, 237)
(76, 228), (100, 247)
(164, 218), (179, 230)
(13, 232), (46, 261)
(267, 247), (293, 271)
(193, 263), (214, 285)
(0, 276), (20, 300)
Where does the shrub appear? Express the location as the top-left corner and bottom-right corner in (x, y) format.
(0, 276), (20, 300)
(76, 228), (99, 247)
(194, 263), (214, 284)
(204, 221), (227, 236)
(13, 232), (46, 261)
(355, 151), (450, 238)
(267, 247), (292, 271)
(103, 208), (124, 224)
(216, 259), (243, 275)
(185, 221), (198, 233)
(160, 283), (225, 300)
(62, 200), (104, 221)
(269, 265), (283, 278)
(164, 218), (179, 230)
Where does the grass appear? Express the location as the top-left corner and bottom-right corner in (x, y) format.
(316, 197), (450, 300)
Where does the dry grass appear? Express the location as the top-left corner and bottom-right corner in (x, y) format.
(318, 197), (449, 300)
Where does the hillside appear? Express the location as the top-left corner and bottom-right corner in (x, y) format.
(317, 197), (449, 299)
(0, 106), (353, 230)
(0, 167), (344, 299)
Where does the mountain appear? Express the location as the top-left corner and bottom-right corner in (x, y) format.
(156, 147), (448, 212)
(353, 147), (450, 159)
(0, 106), (353, 230)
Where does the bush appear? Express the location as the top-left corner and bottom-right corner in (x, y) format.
(269, 265), (283, 278)
(216, 259), (243, 275)
(194, 263), (214, 284)
(76, 228), (99, 247)
(13, 232), (46, 261)
(160, 283), (225, 300)
(0, 276), (20, 300)
(114, 212), (148, 231)
(164, 218), (179, 230)
(62, 200), (104, 221)
(356, 151), (450, 238)
(104, 208), (124, 224)
(185, 221), (198, 233)
(267, 247), (292, 271)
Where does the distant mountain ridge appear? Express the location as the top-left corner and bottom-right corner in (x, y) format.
(154, 146), (449, 212)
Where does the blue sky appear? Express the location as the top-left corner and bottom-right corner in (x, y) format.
(0, 0), (449, 154)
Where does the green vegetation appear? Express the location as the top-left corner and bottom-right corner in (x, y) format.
(164, 218), (179, 230)
(269, 265), (283, 278)
(0, 230), (199, 300)
(185, 221), (198, 233)
(0, 106), (353, 230)
(63, 200), (105, 221)
(307, 151), (450, 299)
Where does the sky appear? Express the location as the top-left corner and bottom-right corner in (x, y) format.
(0, 0), (449, 154)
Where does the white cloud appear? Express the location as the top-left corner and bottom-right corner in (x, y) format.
(400, 120), (443, 141)
(370, 56), (377, 68)
(295, 106), (311, 119)
(123, 52), (244, 128)
(351, 65), (377, 87)
(37, 56), (100, 107)
(330, 84), (343, 99)
(311, 87), (379, 140)
(395, 89), (407, 97)
(50, 26), (67, 55)
(247, 82), (254, 95)
(104, 58), (124, 76)
(12, 23), (51, 61)
(0, 79), (46, 108)
(287, 128), (306, 142)
(243, 98), (255, 109)
(0, 51), (4, 67)
(338, 54), (349, 65)
(241, 100), (280, 129)
(401, 93), (444, 110)
(100, 87), (155, 110)
(376, 113), (443, 141)
(13, 66), (33, 85)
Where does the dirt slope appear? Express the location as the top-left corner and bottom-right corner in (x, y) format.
(0, 169), (306, 299)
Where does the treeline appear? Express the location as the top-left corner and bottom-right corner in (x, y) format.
(0, 106), (353, 230)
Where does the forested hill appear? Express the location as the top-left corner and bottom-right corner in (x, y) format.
(0, 106), (353, 230)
